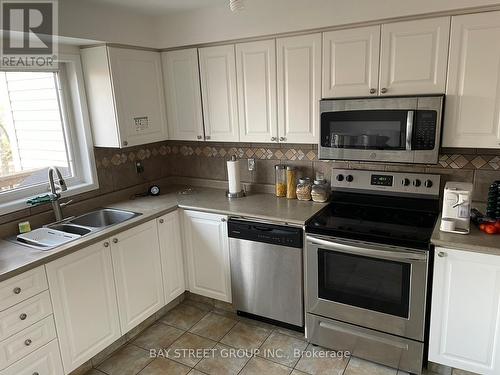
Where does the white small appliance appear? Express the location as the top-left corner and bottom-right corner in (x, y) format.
(441, 182), (473, 234)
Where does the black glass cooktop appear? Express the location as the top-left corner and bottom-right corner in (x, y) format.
(306, 192), (439, 250)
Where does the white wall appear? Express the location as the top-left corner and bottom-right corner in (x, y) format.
(153, 0), (500, 48)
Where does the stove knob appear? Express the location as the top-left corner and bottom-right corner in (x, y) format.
(346, 175), (354, 182)
(336, 174), (344, 182)
(413, 179), (421, 187)
(401, 178), (410, 186)
(424, 179), (433, 188)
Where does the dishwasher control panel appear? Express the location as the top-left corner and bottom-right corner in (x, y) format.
(227, 219), (303, 248)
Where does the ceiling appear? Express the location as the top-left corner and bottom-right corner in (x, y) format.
(84, 0), (229, 16)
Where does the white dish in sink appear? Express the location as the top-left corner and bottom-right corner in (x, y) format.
(17, 228), (81, 248)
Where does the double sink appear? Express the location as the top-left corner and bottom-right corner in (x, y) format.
(15, 208), (142, 250)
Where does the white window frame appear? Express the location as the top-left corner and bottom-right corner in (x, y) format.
(0, 53), (98, 215)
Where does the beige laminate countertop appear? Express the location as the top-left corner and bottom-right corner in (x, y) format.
(0, 186), (327, 282)
(431, 214), (500, 256)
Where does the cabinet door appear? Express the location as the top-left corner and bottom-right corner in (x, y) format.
(199, 45), (239, 142)
(108, 47), (168, 147)
(182, 210), (231, 302)
(236, 40), (277, 143)
(162, 49), (204, 141)
(277, 33), (321, 144)
(322, 26), (380, 98)
(443, 12), (500, 148)
(45, 241), (120, 373)
(111, 221), (164, 333)
(429, 247), (500, 375)
(379, 17), (450, 96)
(157, 211), (185, 305)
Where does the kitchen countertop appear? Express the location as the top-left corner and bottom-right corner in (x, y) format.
(0, 186), (327, 282)
(431, 214), (500, 256)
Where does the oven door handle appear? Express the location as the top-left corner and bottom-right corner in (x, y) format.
(405, 110), (414, 151)
(307, 235), (427, 261)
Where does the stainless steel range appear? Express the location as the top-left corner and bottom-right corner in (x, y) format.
(305, 169), (440, 375)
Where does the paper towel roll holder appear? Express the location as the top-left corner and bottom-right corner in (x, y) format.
(226, 190), (246, 198)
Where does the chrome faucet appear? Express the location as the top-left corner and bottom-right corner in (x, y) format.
(48, 166), (68, 222)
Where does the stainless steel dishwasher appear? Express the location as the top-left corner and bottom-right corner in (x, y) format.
(228, 217), (304, 328)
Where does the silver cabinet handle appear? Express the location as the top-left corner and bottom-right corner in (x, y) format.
(221, 218), (226, 222)
(271, 137), (277, 142)
(197, 135), (203, 140)
(19, 313), (27, 320)
(103, 242), (109, 247)
(159, 219), (164, 224)
(123, 141), (128, 146)
(13, 287), (21, 295)
(24, 339), (32, 346)
(279, 137), (286, 142)
(205, 135), (211, 140)
(369, 88), (376, 94)
(33, 372), (39, 375)
(438, 251), (447, 257)
(381, 88), (388, 94)
(112, 238), (118, 244)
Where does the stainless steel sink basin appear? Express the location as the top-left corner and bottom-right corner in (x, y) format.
(66, 208), (141, 228)
(48, 224), (92, 236)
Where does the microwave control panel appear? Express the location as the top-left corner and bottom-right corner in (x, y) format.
(412, 110), (437, 150)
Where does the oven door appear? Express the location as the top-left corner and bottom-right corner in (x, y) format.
(306, 235), (428, 341)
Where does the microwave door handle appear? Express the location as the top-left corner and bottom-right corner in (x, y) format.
(406, 110), (414, 151)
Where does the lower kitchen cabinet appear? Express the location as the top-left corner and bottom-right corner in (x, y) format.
(0, 339), (63, 375)
(45, 241), (121, 373)
(429, 247), (500, 375)
(157, 211), (185, 304)
(182, 210), (231, 302)
(111, 221), (165, 333)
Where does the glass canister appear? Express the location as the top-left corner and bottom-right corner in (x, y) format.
(275, 165), (287, 197)
(286, 166), (297, 199)
(311, 179), (330, 202)
(296, 177), (312, 201)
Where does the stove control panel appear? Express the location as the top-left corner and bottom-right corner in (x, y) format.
(332, 169), (440, 197)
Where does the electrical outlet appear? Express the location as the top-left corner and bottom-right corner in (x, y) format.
(136, 161), (144, 174)
(247, 158), (255, 171)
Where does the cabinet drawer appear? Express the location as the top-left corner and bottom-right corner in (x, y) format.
(0, 291), (53, 341)
(0, 316), (56, 370)
(0, 267), (48, 312)
(0, 339), (63, 375)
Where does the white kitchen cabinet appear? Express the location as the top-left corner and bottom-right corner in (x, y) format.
(45, 241), (121, 373)
(322, 26), (380, 98)
(277, 33), (321, 144)
(0, 340), (63, 375)
(198, 45), (239, 142)
(110, 220), (164, 334)
(236, 39), (277, 143)
(379, 17), (450, 95)
(81, 46), (167, 148)
(182, 210), (231, 302)
(443, 11), (500, 148)
(162, 48), (205, 141)
(429, 247), (500, 375)
(157, 211), (185, 305)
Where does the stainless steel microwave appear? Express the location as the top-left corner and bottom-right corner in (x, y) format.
(319, 95), (444, 164)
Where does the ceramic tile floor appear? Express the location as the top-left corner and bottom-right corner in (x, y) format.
(83, 299), (465, 375)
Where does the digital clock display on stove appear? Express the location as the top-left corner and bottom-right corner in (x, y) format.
(371, 174), (393, 186)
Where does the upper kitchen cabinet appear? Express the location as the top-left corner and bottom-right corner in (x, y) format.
(162, 49), (205, 141)
(236, 40), (277, 143)
(443, 11), (500, 148)
(198, 45), (240, 142)
(322, 26), (380, 98)
(379, 17), (450, 96)
(81, 46), (168, 148)
(277, 33), (322, 144)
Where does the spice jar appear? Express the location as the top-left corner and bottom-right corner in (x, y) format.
(296, 177), (312, 201)
(275, 165), (287, 197)
(286, 166), (297, 199)
(311, 179), (330, 202)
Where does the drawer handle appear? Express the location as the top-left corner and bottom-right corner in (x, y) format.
(19, 313), (27, 320)
(33, 372), (39, 375)
(159, 219), (164, 224)
(24, 338), (32, 346)
(381, 88), (388, 94)
(438, 252), (447, 257)
(112, 238), (118, 244)
(13, 287), (21, 295)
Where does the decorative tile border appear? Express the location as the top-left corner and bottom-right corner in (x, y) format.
(95, 141), (500, 171)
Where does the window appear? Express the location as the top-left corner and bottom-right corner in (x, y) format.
(0, 54), (98, 214)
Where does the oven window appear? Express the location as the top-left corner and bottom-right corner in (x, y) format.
(318, 249), (410, 318)
(320, 110), (409, 150)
